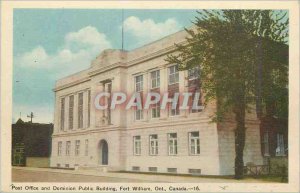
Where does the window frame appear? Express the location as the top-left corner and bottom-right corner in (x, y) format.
(133, 136), (141, 156)
(60, 98), (65, 131)
(276, 133), (285, 156)
(149, 134), (158, 155)
(189, 131), (200, 155)
(58, 141), (62, 156)
(78, 92), (84, 129)
(168, 65), (179, 85)
(150, 70), (160, 89)
(69, 95), (74, 130)
(75, 140), (80, 156)
(168, 133), (178, 156)
(66, 141), (71, 156)
(151, 103), (160, 119)
(188, 66), (200, 80)
(135, 75), (143, 92)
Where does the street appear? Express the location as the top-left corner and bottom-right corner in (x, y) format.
(12, 168), (152, 182)
(12, 167), (272, 183)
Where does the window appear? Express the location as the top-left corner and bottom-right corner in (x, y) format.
(151, 103), (160, 118)
(78, 93), (83, 128)
(87, 90), (91, 127)
(276, 133), (285, 156)
(170, 103), (180, 116)
(151, 70), (160, 89)
(135, 75), (143, 92)
(105, 83), (112, 125)
(65, 164), (69, 168)
(149, 167), (158, 172)
(133, 136), (141, 155)
(263, 132), (270, 156)
(132, 166), (140, 171)
(167, 168), (177, 173)
(168, 133), (177, 155)
(188, 66), (200, 80)
(168, 65), (179, 85)
(69, 95), (74, 130)
(85, 139), (88, 156)
(188, 169), (201, 175)
(58, 141), (62, 156)
(135, 109), (143, 121)
(191, 92), (202, 113)
(60, 98), (65, 131)
(189, 132), (200, 155)
(66, 141), (71, 156)
(75, 140), (80, 156)
(149, 134), (158, 155)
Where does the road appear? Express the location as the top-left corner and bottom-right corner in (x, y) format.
(12, 168), (152, 182)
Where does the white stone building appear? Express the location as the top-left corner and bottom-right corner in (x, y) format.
(50, 29), (263, 175)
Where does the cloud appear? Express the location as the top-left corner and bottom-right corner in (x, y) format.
(123, 16), (181, 46)
(16, 26), (112, 78)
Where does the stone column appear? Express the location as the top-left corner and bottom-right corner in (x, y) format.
(178, 70), (185, 117)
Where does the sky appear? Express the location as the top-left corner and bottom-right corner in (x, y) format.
(13, 9), (198, 123)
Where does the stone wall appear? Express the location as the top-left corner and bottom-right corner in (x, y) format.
(26, 157), (50, 168)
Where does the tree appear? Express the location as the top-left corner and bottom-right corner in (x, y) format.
(166, 10), (288, 179)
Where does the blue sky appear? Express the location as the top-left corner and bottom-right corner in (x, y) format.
(13, 9), (198, 123)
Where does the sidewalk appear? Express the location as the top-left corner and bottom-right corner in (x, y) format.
(13, 167), (268, 183)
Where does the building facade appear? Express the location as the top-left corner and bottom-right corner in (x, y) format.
(50, 29), (263, 175)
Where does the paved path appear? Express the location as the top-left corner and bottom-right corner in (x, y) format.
(12, 167), (267, 183)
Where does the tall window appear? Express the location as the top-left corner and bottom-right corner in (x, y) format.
(58, 141), (62, 156)
(149, 134), (158, 155)
(151, 70), (160, 89)
(60, 98), (65, 131)
(170, 103), (180, 116)
(168, 65), (179, 85)
(135, 109), (143, 121)
(69, 95), (74, 130)
(106, 83), (112, 124)
(276, 133), (285, 156)
(87, 90), (91, 127)
(134, 75), (143, 120)
(133, 136), (141, 155)
(78, 93), (83, 128)
(66, 141), (71, 156)
(191, 92), (202, 113)
(85, 139), (88, 156)
(75, 140), (80, 156)
(135, 75), (143, 92)
(189, 132), (200, 155)
(263, 132), (270, 156)
(168, 133), (178, 155)
(151, 103), (160, 118)
(188, 66), (200, 80)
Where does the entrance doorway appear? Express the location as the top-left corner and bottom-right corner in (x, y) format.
(99, 140), (108, 165)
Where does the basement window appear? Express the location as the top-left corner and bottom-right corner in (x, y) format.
(188, 169), (201, 175)
(167, 168), (177, 173)
(148, 167), (158, 172)
(132, 166), (140, 171)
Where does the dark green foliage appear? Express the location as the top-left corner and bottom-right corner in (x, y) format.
(166, 10), (288, 179)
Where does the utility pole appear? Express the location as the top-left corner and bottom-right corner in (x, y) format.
(27, 112), (34, 123)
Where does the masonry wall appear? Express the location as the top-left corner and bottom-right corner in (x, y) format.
(217, 119), (264, 175)
(50, 129), (126, 171)
(125, 120), (221, 175)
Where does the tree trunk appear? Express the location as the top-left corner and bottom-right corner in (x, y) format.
(234, 91), (246, 179)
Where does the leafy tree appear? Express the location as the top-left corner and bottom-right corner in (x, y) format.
(166, 10), (288, 179)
